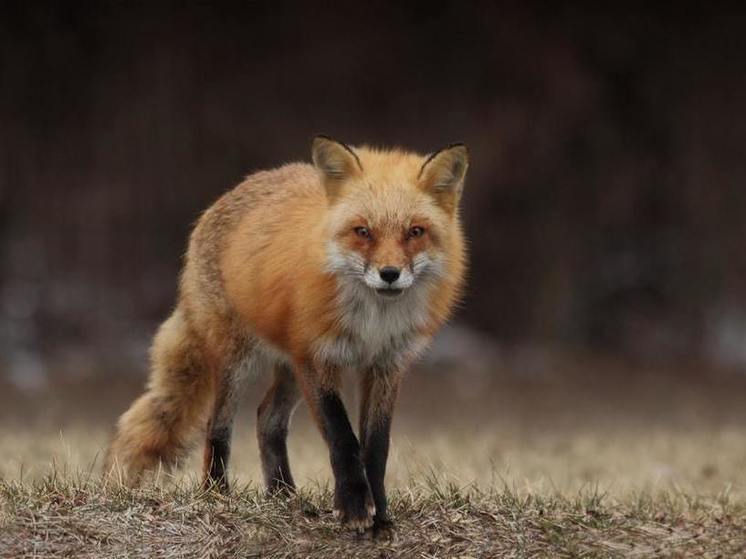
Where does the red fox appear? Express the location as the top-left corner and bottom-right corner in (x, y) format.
(105, 136), (469, 532)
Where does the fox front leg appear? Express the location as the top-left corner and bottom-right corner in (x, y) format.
(301, 365), (374, 532)
(359, 366), (402, 531)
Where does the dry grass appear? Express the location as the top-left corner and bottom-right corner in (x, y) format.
(4, 421), (746, 501)
(1, 472), (744, 558)
(2, 364), (746, 556)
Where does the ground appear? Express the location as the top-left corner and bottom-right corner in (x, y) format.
(1, 355), (746, 557)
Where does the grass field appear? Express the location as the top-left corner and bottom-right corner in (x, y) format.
(2, 359), (746, 556)
(2, 475), (744, 557)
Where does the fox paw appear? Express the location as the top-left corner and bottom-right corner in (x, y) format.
(373, 516), (395, 539)
(333, 481), (375, 533)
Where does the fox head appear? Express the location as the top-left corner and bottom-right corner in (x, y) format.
(313, 136), (468, 300)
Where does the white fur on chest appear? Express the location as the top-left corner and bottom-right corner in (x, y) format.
(313, 281), (432, 371)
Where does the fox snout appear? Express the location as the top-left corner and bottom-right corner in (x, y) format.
(379, 266), (400, 284)
(363, 263), (415, 296)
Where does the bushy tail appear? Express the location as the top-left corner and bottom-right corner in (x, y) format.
(104, 308), (213, 484)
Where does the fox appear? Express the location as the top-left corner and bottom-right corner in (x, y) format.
(105, 136), (469, 532)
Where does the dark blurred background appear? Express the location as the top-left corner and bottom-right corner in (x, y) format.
(2, 2), (746, 390)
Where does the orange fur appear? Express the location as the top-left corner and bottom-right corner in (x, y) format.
(105, 138), (469, 494)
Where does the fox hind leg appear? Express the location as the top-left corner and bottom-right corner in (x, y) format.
(202, 359), (252, 492)
(257, 363), (301, 494)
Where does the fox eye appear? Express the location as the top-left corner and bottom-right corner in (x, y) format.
(354, 226), (371, 239)
(408, 226), (426, 239)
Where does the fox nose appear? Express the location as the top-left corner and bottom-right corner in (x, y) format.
(379, 267), (401, 284)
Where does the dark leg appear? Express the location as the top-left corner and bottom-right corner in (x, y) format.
(257, 363), (300, 494)
(320, 391), (375, 531)
(359, 368), (402, 529)
(299, 365), (374, 532)
(204, 423), (231, 491)
(203, 366), (248, 492)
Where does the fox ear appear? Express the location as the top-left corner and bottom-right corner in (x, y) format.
(311, 135), (363, 195)
(418, 143), (469, 212)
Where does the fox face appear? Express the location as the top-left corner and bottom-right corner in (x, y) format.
(313, 136), (468, 301)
